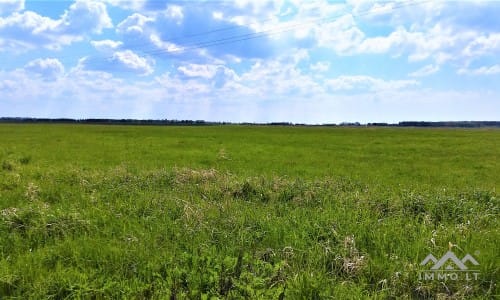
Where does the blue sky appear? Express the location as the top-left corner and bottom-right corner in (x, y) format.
(1, 0), (499, 123)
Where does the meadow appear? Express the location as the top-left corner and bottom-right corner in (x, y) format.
(0, 124), (498, 299)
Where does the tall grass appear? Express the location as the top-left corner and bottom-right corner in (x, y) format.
(0, 124), (498, 298)
(0, 165), (497, 298)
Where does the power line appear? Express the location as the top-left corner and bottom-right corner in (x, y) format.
(83, 0), (432, 70)
(103, 1), (286, 53)
(145, 0), (429, 55)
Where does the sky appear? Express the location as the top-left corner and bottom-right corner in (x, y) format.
(0, 0), (499, 123)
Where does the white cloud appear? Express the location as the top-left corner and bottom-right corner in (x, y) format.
(149, 33), (183, 53)
(155, 71), (214, 96)
(407, 24), (465, 63)
(113, 3), (278, 61)
(116, 13), (154, 35)
(77, 49), (154, 76)
(458, 65), (500, 76)
(310, 61), (330, 72)
(103, 0), (146, 10)
(0, 11), (56, 51)
(0, 0), (112, 51)
(234, 0), (283, 16)
(208, 0), (283, 32)
(291, 0), (344, 20)
(177, 64), (219, 79)
(24, 58), (65, 80)
(315, 14), (365, 54)
(62, 0), (112, 35)
(175, 63), (239, 89)
(161, 52), (322, 100)
(0, 67), (166, 119)
(235, 57), (324, 97)
(357, 24), (465, 64)
(2, 66), (497, 123)
(164, 5), (183, 23)
(91, 39), (123, 52)
(1, 0), (499, 123)
(351, 22), (488, 68)
(285, 1), (497, 69)
(367, 2), (394, 16)
(463, 33), (500, 58)
(212, 11), (223, 20)
(357, 27), (408, 54)
(346, 0), (450, 30)
(327, 75), (419, 92)
(111, 50), (154, 75)
(409, 64), (439, 77)
(0, 0), (24, 16)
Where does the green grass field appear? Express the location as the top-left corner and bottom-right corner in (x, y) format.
(0, 124), (498, 299)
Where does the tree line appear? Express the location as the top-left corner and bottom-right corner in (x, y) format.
(0, 117), (499, 127)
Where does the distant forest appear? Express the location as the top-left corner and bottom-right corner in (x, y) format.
(1, 117), (499, 128)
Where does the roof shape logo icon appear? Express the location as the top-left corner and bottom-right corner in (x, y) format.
(420, 251), (479, 271)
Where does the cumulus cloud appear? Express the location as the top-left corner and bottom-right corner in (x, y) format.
(115, 4), (276, 62)
(409, 64), (439, 77)
(111, 50), (154, 75)
(356, 24), (470, 64)
(177, 63), (220, 79)
(91, 39), (123, 52)
(463, 33), (500, 58)
(79, 50), (154, 76)
(24, 58), (65, 80)
(235, 57), (323, 97)
(0, 0), (112, 51)
(3, 65), (497, 123)
(175, 63), (238, 88)
(61, 0), (112, 35)
(327, 75), (419, 92)
(357, 27), (408, 55)
(149, 33), (183, 53)
(0, 0), (24, 16)
(315, 15), (365, 54)
(103, 0), (146, 11)
(279, 1), (498, 69)
(157, 52), (322, 100)
(164, 5), (183, 23)
(310, 61), (330, 72)
(116, 13), (153, 35)
(458, 65), (500, 76)
(0, 67), (167, 119)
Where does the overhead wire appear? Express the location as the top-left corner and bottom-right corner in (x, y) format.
(92, 1), (284, 57)
(83, 0), (432, 71)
